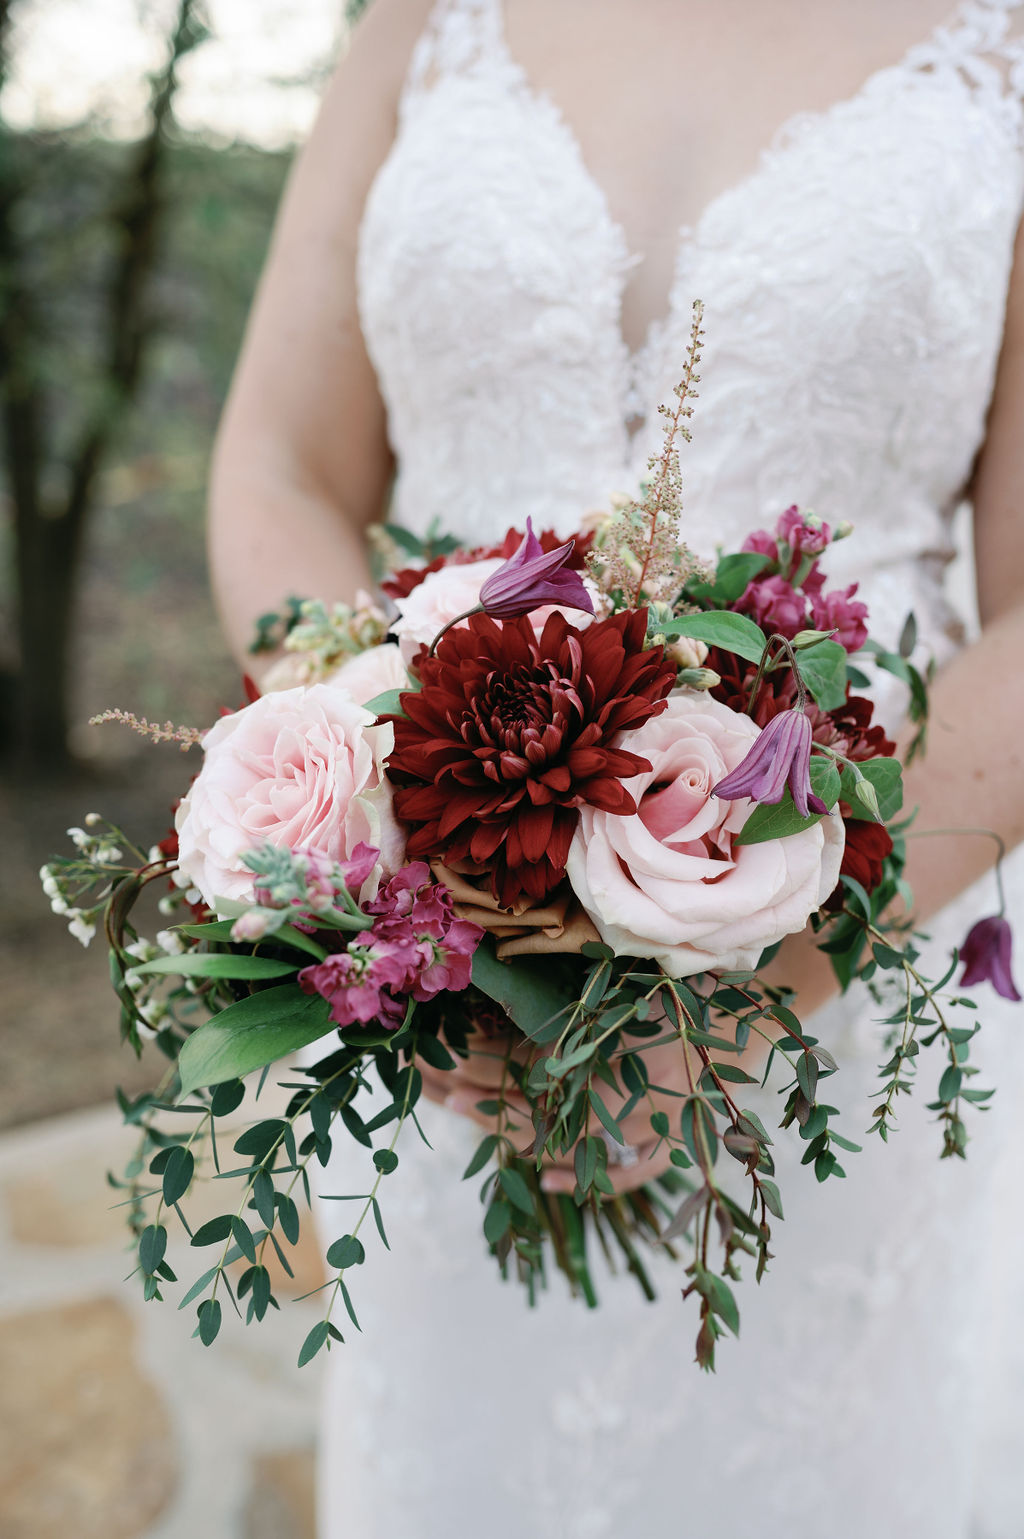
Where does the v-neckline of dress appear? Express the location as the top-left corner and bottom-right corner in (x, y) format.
(485, 0), (1022, 445)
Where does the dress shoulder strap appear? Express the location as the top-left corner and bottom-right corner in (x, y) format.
(902, 0), (1024, 98)
(403, 0), (504, 106)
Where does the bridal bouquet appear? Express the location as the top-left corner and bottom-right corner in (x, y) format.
(44, 314), (1015, 1370)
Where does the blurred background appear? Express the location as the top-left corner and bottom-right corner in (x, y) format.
(0, 3), (369, 1534)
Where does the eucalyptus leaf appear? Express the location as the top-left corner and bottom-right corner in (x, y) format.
(178, 987), (334, 1098)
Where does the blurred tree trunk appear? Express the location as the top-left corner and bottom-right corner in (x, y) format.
(0, 0), (207, 772)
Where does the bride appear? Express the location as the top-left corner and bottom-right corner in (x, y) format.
(207, 1), (1024, 1534)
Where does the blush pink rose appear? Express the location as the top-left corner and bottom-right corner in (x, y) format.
(391, 558), (595, 666)
(327, 643), (410, 706)
(175, 683), (404, 911)
(565, 692), (845, 976)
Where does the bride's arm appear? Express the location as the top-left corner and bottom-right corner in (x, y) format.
(760, 211), (1024, 1015)
(207, 0), (434, 672)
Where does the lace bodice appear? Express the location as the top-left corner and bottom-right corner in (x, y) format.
(313, 6), (1024, 1536)
(358, 0), (1024, 664)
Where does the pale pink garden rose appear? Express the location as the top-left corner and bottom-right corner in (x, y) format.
(391, 558), (597, 666)
(565, 692), (845, 976)
(175, 683), (404, 912)
(327, 643), (409, 707)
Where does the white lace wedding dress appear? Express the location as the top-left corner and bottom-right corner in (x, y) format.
(311, 3), (1024, 1533)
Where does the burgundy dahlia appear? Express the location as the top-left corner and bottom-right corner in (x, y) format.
(386, 609), (676, 906)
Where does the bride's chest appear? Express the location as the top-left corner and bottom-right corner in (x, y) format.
(361, 66), (1021, 374)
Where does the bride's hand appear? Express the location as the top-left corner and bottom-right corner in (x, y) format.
(416, 1028), (687, 1194)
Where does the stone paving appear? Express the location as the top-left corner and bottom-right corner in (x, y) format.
(0, 1104), (328, 1538)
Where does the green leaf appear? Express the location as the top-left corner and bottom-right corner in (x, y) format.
(686, 552), (770, 604)
(161, 1146), (194, 1207)
(658, 610), (767, 664)
(588, 1088), (625, 1143)
(139, 1224), (167, 1276)
(197, 1298), (222, 1347)
(734, 791), (820, 847)
(470, 938), (578, 1042)
(297, 1320), (331, 1367)
(191, 1215), (233, 1246)
(276, 1194), (300, 1244)
(230, 1216), (257, 1264)
(796, 1054), (819, 1102)
(177, 1264), (220, 1310)
(938, 1065), (963, 1102)
(372, 1149), (399, 1175)
(759, 1178), (785, 1219)
(326, 1234), (366, 1269)
(363, 687), (411, 719)
(809, 756), (842, 811)
(733, 757), (839, 846)
(839, 758), (904, 823)
(483, 1200), (512, 1245)
(797, 639), (848, 712)
(177, 987), (334, 1098)
(134, 954), (299, 980)
(210, 1080), (245, 1117)
(707, 1272), (741, 1336)
(252, 1168), (277, 1228)
(463, 1135), (500, 1180)
(498, 1166), (536, 1214)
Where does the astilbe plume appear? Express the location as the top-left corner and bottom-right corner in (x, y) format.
(385, 609), (677, 906)
(588, 302), (708, 606)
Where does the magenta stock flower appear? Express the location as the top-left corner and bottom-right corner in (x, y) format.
(478, 517), (594, 620)
(959, 915), (1021, 1002)
(712, 708), (829, 819)
(811, 583), (869, 654)
(298, 863), (484, 1028)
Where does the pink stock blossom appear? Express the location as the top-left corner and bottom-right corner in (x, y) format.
(811, 583), (870, 653)
(298, 864), (484, 1028)
(737, 574), (809, 638)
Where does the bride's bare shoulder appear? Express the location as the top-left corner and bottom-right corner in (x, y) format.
(313, 0), (437, 150)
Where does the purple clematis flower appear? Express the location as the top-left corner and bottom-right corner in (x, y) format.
(959, 915), (1021, 1002)
(479, 517), (594, 620)
(712, 708), (829, 819)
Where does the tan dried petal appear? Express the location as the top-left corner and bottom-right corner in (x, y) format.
(429, 859), (600, 958)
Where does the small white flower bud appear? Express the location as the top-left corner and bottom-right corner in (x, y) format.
(84, 812), (102, 827)
(185, 887), (202, 906)
(68, 916), (96, 947)
(42, 877), (59, 898)
(158, 895), (178, 916)
(51, 896), (69, 915)
(123, 969), (143, 991)
(155, 929), (185, 955)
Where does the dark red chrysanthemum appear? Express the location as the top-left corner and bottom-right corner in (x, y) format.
(380, 528), (593, 602)
(386, 609), (676, 906)
(832, 813), (894, 900)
